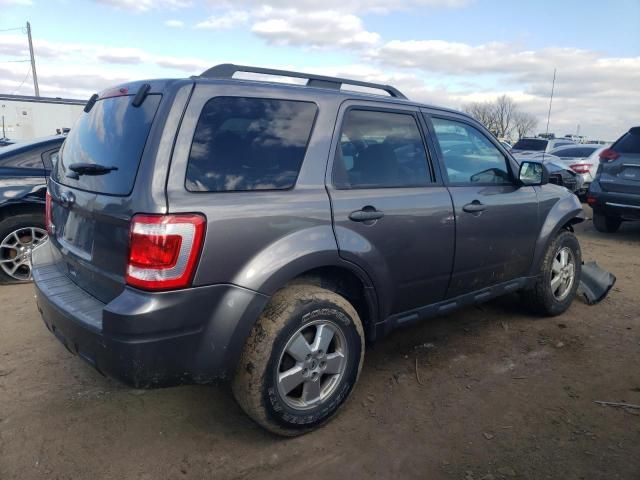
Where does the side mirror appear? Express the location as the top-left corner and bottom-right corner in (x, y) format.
(519, 161), (549, 186)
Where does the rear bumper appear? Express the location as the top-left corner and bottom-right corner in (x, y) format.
(32, 241), (269, 388)
(588, 182), (640, 220)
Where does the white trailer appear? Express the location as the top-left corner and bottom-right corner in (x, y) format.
(0, 94), (85, 141)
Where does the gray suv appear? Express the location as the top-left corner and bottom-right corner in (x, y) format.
(32, 64), (585, 436)
(587, 127), (640, 232)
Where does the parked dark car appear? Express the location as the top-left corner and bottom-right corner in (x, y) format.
(33, 65), (584, 436)
(587, 126), (640, 232)
(0, 138), (16, 147)
(0, 135), (64, 282)
(512, 152), (583, 195)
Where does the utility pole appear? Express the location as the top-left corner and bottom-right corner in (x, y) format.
(545, 68), (556, 137)
(26, 22), (40, 97)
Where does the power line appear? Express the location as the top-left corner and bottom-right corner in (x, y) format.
(11, 68), (31, 95)
(0, 26), (26, 33)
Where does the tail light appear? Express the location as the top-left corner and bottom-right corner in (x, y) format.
(599, 148), (620, 162)
(126, 214), (206, 290)
(569, 164), (591, 174)
(586, 196), (597, 206)
(45, 191), (53, 235)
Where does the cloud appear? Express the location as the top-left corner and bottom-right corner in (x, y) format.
(93, 0), (192, 12)
(154, 55), (213, 72)
(164, 19), (185, 28)
(195, 10), (249, 29)
(206, 0), (470, 13)
(252, 8), (380, 48)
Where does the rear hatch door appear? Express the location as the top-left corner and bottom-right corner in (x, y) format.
(599, 129), (640, 194)
(48, 87), (164, 303)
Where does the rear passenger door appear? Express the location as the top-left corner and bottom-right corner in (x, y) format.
(424, 113), (539, 298)
(327, 102), (455, 318)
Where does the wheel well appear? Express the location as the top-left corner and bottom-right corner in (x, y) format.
(0, 202), (45, 223)
(287, 266), (376, 341)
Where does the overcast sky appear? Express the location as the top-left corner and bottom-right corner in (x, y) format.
(1, 0), (638, 140)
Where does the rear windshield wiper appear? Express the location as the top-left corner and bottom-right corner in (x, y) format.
(67, 162), (118, 179)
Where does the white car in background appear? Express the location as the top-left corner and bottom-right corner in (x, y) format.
(511, 137), (575, 156)
(548, 144), (609, 197)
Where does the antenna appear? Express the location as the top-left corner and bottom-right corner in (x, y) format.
(545, 68), (556, 137)
(26, 22), (40, 97)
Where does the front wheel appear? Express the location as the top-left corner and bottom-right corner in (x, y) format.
(523, 230), (582, 316)
(232, 285), (365, 436)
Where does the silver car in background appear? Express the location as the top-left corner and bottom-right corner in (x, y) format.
(548, 144), (609, 197)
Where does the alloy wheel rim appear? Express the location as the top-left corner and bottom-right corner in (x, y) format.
(550, 246), (575, 301)
(276, 319), (348, 411)
(0, 227), (47, 281)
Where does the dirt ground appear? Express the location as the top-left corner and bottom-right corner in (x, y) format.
(1, 208), (639, 480)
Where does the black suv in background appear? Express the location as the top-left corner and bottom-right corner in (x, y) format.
(33, 65), (584, 436)
(0, 135), (64, 282)
(588, 127), (640, 232)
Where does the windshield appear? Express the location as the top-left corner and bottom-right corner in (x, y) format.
(53, 94), (161, 195)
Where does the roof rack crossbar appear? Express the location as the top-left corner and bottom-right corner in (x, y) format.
(200, 63), (408, 99)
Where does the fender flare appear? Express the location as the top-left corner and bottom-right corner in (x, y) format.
(231, 224), (381, 323)
(529, 194), (585, 276)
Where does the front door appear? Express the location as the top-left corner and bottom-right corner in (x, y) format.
(426, 114), (539, 298)
(327, 103), (455, 318)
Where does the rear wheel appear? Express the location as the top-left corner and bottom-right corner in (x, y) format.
(523, 230), (581, 316)
(0, 214), (47, 283)
(232, 285), (365, 436)
(593, 212), (621, 233)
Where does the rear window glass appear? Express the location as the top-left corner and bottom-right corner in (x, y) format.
(186, 97), (317, 192)
(615, 131), (640, 154)
(53, 94), (161, 195)
(552, 147), (597, 157)
(513, 139), (547, 151)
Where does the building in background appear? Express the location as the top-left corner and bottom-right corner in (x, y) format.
(0, 94), (85, 141)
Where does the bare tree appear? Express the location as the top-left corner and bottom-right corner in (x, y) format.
(493, 95), (517, 138)
(464, 95), (538, 140)
(514, 111), (538, 139)
(463, 102), (498, 134)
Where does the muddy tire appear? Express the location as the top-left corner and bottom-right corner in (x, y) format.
(523, 230), (582, 317)
(593, 213), (621, 233)
(232, 285), (365, 436)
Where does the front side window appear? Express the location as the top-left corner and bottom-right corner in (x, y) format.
(333, 109), (430, 189)
(431, 117), (512, 185)
(186, 97), (317, 192)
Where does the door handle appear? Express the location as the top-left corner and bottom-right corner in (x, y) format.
(349, 207), (384, 222)
(462, 201), (486, 213)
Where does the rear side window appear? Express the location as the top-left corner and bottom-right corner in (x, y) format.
(53, 94), (162, 195)
(615, 131), (640, 154)
(333, 109), (431, 189)
(186, 97), (317, 192)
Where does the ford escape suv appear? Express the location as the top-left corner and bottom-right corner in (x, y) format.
(32, 64), (584, 436)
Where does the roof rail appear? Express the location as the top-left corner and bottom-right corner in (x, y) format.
(199, 63), (408, 100)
